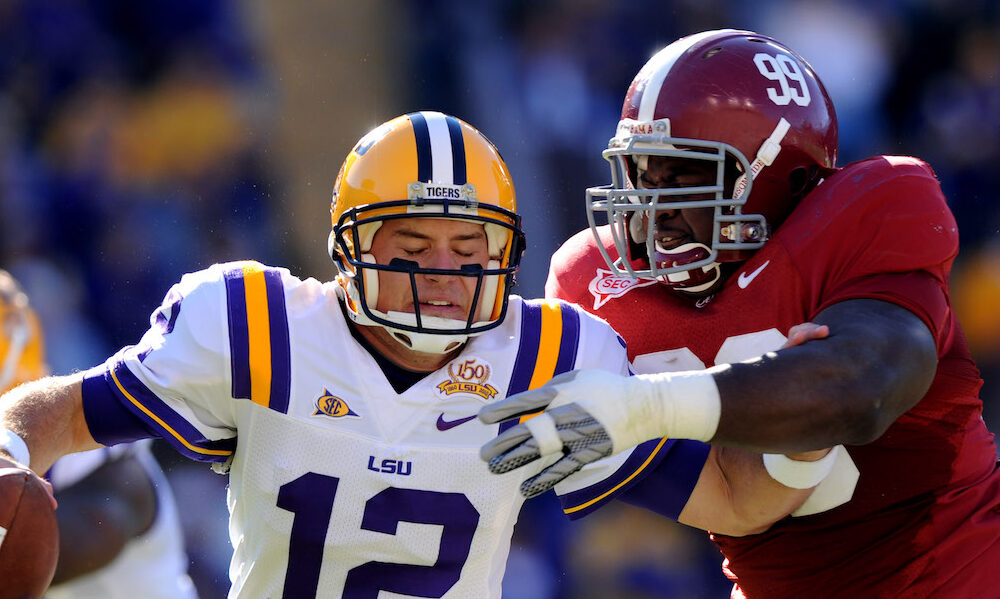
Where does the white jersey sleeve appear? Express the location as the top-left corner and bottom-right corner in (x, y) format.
(83, 261), (297, 464)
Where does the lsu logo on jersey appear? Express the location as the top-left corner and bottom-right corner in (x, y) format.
(313, 389), (359, 418)
(436, 357), (498, 401)
(589, 269), (657, 309)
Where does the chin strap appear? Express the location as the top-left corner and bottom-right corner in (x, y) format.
(654, 242), (721, 293)
(336, 285), (473, 355)
(381, 311), (471, 354)
(733, 117), (790, 200)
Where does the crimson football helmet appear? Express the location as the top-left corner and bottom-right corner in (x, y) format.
(0, 270), (46, 393)
(329, 111), (525, 354)
(586, 29), (838, 293)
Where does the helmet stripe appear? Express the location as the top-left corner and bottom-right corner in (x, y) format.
(446, 115), (467, 185)
(424, 111), (455, 184)
(637, 29), (728, 121)
(409, 111), (465, 185)
(408, 111), (433, 183)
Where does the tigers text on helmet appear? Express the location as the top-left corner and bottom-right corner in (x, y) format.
(586, 29), (838, 293)
(329, 111), (525, 354)
(0, 270), (46, 393)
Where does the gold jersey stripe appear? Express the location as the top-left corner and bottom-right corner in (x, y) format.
(242, 263), (273, 408)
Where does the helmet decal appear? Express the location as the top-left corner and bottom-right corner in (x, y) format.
(634, 30), (723, 122)
(409, 111), (467, 185)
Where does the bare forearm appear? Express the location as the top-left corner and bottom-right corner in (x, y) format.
(711, 349), (867, 453)
(680, 446), (820, 536)
(0, 373), (100, 473)
(711, 301), (937, 453)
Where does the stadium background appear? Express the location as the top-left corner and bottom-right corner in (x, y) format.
(0, 1), (996, 597)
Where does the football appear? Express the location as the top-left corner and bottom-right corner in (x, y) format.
(0, 467), (59, 599)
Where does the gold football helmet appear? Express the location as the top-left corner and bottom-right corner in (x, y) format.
(0, 270), (46, 393)
(329, 111), (525, 353)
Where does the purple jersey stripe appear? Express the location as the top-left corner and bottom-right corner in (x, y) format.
(508, 301), (542, 394)
(554, 303), (580, 375)
(263, 268), (291, 414)
(560, 438), (710, 521)
(618, 439), (710, 520)
(82, 365), (160, 446)
(558, 437), (674, 518)
(500, 302), (543, 434)
(225, 267), (252, 400)
(106, 357), (235, 463)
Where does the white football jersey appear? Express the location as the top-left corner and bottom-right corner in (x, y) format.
(44, 441), (198, 599)
(82, 261), (666, 598)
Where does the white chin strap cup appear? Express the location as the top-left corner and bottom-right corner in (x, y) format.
(345, 242), (503, 354)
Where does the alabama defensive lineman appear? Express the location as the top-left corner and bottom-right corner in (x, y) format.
(1, 112), (829, 598)
(481, 30), (1000, 598)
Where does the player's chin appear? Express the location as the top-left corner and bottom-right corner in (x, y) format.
(418, 304), (469, 320)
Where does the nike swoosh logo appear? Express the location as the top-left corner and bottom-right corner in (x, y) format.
(436, 413), (477, 431)
(737, 260), (771, 289)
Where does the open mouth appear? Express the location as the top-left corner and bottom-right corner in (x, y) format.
(417, 299), (465, 318)
(655, 230), (689, 252)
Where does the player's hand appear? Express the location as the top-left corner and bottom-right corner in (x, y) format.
(479, 370), (623, 498)
(783, 322), (829, 348)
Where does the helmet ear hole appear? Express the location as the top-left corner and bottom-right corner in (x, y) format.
(361, 254), (378, 308)
(478, 260), (500, 321)
(788, 166), (810, 196)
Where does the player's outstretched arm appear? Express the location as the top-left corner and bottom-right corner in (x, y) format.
(677, 444), (826, 535)
(0, 373), (100, 474)
(481, 298), (933, 472)
(481, 321), (853, 524)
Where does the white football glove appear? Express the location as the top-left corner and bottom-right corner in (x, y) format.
(478, 368), (722, 498)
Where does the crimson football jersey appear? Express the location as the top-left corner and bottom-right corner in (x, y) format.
(548, 156), (1000, 598)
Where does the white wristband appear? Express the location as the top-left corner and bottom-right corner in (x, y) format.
(632, 367), (723, 443)
(0, 427), (30, 468)
(576, 368), (722, 453)
(763, 445), (841, 489)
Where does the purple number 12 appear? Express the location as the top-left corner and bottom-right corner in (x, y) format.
(277, 472), (481, 598)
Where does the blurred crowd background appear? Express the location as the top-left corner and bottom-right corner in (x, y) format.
(0, 1), (996, 597)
